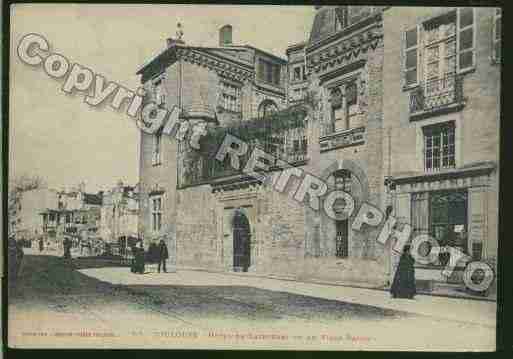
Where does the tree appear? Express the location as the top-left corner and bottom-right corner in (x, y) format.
(8, 174), (48, 212)
(10, 174), (47, 193)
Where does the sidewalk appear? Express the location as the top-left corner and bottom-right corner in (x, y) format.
(177, 265), (497, 302)
(79, 267), (496, 328)
(25, 248), (496, 302)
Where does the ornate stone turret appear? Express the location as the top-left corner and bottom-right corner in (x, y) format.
(178, 85), (217, 188)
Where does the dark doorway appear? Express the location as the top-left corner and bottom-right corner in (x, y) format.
(233, 212), (251, 272)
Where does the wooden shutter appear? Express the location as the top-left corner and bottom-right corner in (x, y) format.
(457, 7), (475, 72)
(493, 8), (501, 63)
(404, 26), (419, 87)
(411, 192), (429, 235)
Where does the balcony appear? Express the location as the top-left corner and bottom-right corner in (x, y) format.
(409, 74), (465, 120)
(179, 106), (309, 188)
(319, 126), (365, 152)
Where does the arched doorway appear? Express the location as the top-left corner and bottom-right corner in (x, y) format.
(233, 211), (251, 272)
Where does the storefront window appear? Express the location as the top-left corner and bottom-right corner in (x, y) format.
(430, 190), (468, 265)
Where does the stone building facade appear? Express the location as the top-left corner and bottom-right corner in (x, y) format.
(40, 184), (102, 250)
(286, 42), (308, 105)
(137, 6), (389, 285)
(382, 7), (500, 288)
(137, 6), (499, 289)
(10, 188), (58, 241)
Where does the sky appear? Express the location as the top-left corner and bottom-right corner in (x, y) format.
(9, 4), (316, 193)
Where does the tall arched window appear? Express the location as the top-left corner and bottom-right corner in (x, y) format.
(332, 169), (352, 258)
(258, 99), (278, 118)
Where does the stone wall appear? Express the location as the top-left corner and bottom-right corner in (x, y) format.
(176, 184), (220, 269)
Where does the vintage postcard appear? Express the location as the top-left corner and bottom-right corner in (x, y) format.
(7, 4), (500, 351)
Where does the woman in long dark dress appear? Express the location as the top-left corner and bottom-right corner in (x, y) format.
(134, 240), (145, 274)
(390, 245), (416, 299)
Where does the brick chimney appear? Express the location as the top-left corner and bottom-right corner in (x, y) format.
(219, 24), (233, 47)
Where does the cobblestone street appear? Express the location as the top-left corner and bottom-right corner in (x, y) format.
(8, 255), (496, 350)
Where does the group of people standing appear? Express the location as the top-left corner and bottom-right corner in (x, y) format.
(130, 238), (169, 274)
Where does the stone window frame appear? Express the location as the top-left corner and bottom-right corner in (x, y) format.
(330, 169), (353, 259)
(292, 65), (302, 82)
(325, 70), (364, 134)
(290, 63), (307, 83)
(257, 57), (282, 87)
(422, 121), (456, 172)
(402, 8), (477, 91)
(217, 77), (242, 114)
(150, 194), (163, 233)
(151, 129), (163, 166)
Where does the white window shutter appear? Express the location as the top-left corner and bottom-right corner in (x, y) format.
(457, 7), (476, 72)
(404, 25), (419, 87)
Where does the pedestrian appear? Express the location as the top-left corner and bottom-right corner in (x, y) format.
(39, 237), (44, 252)
(390, 244), (416, 299)
(134, 240), (145, 274)
(63, 237), (72, 260)
(157, 238), (169, 273)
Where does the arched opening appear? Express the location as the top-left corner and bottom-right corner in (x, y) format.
(232, 211), (251, 272)
(328, 169), (353, 258)
(258, 99), (278, 118)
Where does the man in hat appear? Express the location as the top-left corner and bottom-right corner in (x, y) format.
(157, 237), (169, 273)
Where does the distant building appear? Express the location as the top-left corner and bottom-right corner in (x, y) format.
(40, 183), (102, 248)
(100, 181), (140, 248)
(9, 188), (59, 240)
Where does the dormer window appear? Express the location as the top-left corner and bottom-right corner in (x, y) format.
(258, 58), (281, 86)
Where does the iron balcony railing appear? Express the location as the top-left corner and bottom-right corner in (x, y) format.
(179, 105), (309, 187)
(181, 129), (308, 187)
(410, 74), (464, 115)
